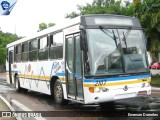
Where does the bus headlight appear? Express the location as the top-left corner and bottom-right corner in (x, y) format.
(89, 87), (101, 93)
(89, 87), (109, 93)
(141, 82), (150, 88)
(146, 82), (150, 87)
(102, 87), (109, 92)
(95, 87), (101, 92)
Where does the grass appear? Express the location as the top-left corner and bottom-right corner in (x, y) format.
(151, 75), (160, 87)
(0, 99), (10, 111)
(0, 98), (16, 120)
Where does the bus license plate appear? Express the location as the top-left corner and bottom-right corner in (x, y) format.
(138, 91), (147, 95)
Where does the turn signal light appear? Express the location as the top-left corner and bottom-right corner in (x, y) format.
(89, 87), (94, 93)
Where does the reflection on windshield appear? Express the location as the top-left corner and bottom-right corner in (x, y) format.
(85, 29), (148, 76)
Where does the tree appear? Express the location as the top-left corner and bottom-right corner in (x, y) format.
(67, 0), (134, 18)
(134, 0), (160, 61)
(48, 23), (56, 27)
(0, 31), (21, 66)
(38, 23), (47, 31)
(38, 22), (56, 31)
(65, 11), (79, 19)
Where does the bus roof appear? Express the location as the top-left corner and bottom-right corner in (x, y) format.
(6, 14), (140, 48)
(80, 14), (141, 28)
(6, 16), (81, 48)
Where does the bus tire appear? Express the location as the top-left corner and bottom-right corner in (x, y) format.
(53, 79), (67, 105)
(15, 76), (28, 92)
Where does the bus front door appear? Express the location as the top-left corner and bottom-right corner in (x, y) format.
(66, 34), (84, 101)
(9, 51), (13, 84)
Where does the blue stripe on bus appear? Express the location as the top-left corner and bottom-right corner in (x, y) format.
(55, 73), (65, 76)
(55, 72), (82, 78)
(6, 70), (18, 73)
(84, 74), (151, 83)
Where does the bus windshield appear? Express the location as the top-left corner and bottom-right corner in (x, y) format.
(85, 28), (148, 76)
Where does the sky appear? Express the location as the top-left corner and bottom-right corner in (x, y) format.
(0, 0), (93, 37)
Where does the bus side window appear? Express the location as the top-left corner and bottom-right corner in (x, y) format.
(38, 36), (49, 60)
(29, 39), (38, 61)
(22, 42), (29, 62)
(15, 44), (21, 63)
(50, 32), (63, 59)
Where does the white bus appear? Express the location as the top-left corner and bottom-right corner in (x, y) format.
(6, 14), (151, 105)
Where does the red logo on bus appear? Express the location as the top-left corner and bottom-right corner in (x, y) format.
(28, 64), (31, 72)
(13, 64), (17, 68)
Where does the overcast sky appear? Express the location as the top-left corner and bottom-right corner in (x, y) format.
(0, 0), (93, 36)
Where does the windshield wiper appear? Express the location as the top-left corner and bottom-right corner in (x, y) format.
(122, 29), (131, 48)
(112, 30), (118, 47)
(99, 26), (113, 39)
(99, 26), (118, 47)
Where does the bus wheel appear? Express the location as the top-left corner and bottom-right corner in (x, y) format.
(15, 76), (27, 92)
(53, 79), (66, 105)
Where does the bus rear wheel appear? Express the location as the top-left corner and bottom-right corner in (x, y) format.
(53, 79), (67, 105)
(15, 76), (27, 92)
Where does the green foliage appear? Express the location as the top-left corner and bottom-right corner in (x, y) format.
(67, 0), (135, 17)
(151, 75), (160, 87)
(134, 0), (160, 61)
(48, 23), (56, 28)
(0, 30), (20, 65)
(65, 12), (79, 19)
(38, 23), (47, 31)
(38, 22), (56, 31)
(0, 48), (6, 66)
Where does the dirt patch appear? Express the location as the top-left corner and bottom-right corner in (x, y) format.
(0, 99), (9, 111)
(0, 97), (16, 120)
(0, 73), (7, 80)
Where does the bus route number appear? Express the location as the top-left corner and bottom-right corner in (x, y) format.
(95, 80), (107, 86)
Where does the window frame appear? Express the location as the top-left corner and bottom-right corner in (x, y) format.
(50, 32), (64, 59)
(22, 41), (29, 62)
(38, 36), (49, 60)
(29, 39), (38, 61)
(15, 44), (21, 63)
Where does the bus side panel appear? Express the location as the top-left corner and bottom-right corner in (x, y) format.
(15, 60), (66, 95)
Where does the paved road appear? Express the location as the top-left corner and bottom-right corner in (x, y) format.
(0, 73), (160, 120)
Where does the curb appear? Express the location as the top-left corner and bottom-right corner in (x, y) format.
(11, 99), (46, 120)
(152, 87), (160, 91)
(0, 95), (22, 120)
(0, 95), (46, 120)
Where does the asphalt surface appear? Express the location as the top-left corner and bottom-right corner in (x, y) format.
(0, 72), (160, 120)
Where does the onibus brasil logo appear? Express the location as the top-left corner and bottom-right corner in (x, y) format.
(0, 0), (18, 15)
